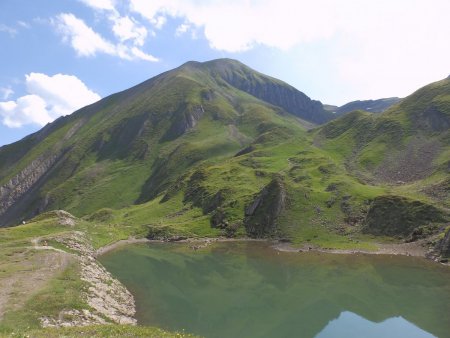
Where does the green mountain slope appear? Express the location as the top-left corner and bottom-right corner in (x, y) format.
(314, 77), (450, 243)
(0, 59), (448, 255)
(0, 59), (330, 226)
(315, 77), (449, 187)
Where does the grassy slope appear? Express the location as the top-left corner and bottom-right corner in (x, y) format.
(2, 64), (448, 246)
(102, 77), (449, 249)
(315, 78), (450, 198)
(0, 72), (449, 336)
(312, 78), (450, 243)
(0, 214), (197, 337)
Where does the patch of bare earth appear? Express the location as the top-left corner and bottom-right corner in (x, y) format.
(0, 247), (71, 321)
(374, 136), (441, 184)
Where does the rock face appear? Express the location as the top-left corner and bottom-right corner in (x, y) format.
(438, 228), (450, 258)
(362, 195), (447, 237)
(244, 177), (287, 237)
(162, 105), (205, 141)
(207, 59), (332, 124)
(0, 119), (84, 226)
(0, 152), (59, 218)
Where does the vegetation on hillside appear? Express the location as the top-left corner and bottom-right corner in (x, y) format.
(0, 60), (448, 250)
(0, 59), (449, 336)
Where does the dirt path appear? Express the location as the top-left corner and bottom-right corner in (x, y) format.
(0, 245), (72, 321)
(40, 231), (136, 328)
(30, 237), (67, 253)
(1, 232), (136, 327)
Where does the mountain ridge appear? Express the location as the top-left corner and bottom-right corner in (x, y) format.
(325, 97), (402, 115)
(0, 58), (329, 225)
(0, 59), (448, 262)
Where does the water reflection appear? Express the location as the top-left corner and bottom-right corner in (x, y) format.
(316, 311), (436, 338)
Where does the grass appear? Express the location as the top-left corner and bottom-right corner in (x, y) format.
(1, 59), (449, 338)
(0, 262), (88, 335)
(21, 325), (198, 338)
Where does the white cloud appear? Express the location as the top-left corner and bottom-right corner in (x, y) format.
(80, 0), (150, 46)
(17, 21), (31, 29)
(151, 16), (166, 30)
(55, 13), (115, 57)
(129, 0), (450, 102)
(0, 24), (18, 37)
(0, 73), (101, 128)
(331, 0), (450, 101)
(54, 13), (158, 61)
(112, 16), (147, 46)
(175, 23), (190, 37)
(79, 0), (116, 12)
(0, 95), (52, 128)
(0, 87), (14, 100)
(129, 0), (335, 52)
(130, 47), (158, 62)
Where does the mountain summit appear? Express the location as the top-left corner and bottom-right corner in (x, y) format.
(0, 60), (448, 258)
(0, 58), (330, 225)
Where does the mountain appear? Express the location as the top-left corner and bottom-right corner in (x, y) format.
(0, 59), (448, 257)
(325, 97), (402, 115)
(315, 77), (450, 240)
(316, 77), (449, 183)
(0, 59), (331, 226)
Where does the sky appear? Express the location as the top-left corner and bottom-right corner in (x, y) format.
(0, 0), (449, 146)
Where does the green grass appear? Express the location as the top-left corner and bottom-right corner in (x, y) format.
(1, 64), (449, 338)
(21, 325), (198, 338)
(0, 262), (88, 335)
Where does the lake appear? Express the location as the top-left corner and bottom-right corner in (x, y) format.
(99, 241), (450, 338)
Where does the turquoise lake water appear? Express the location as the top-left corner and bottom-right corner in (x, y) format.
(99, 241), (450, 338)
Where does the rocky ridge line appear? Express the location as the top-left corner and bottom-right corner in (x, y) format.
(39, 229), (136, 327)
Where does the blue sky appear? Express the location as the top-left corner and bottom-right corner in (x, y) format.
(1, 0), (449, 146)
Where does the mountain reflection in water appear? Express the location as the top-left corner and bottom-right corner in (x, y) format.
(316, 311), (435, 338)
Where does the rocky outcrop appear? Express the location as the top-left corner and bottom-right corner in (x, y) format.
(244, 177), (287, 237)
(0, 152), (60, 219)
(162, 105), (205, 141)
(41, 231), (136, 327)
(362, 195), (447, 237)
(0, 120), (84, 225)
(33, 210), (77, 226)
(438, 227), (450, 258)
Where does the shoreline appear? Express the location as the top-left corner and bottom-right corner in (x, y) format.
(95, 237), (267, 257)
(95, 236), (440, 261)
(95, 238), (152, 257)
(272, 241), (428, 257)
